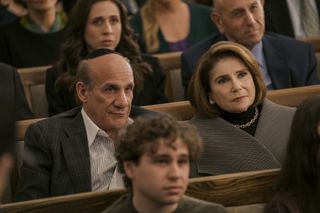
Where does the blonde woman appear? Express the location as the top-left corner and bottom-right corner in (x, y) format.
(130, 0), (217, 53)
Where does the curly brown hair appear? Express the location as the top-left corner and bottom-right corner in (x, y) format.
(116, 114), (203, 188)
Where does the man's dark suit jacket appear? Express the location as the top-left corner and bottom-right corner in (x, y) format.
(14, 106), (156, 201)
(0, 63), (33, 120)
(181, 32), (320, 97)
(265, 0), (320, 38)
(14, 107), (92, 201)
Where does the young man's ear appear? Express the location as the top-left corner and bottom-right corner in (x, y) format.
(76, 82), (88, 103)
(123, 161), (136, 180)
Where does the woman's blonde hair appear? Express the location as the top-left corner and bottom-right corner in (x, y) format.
(140, 0), (161, 53)
(188, 41), (267, 117)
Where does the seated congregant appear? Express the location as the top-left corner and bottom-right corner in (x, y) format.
(130, 0), (218, 53)
(0, 62), (33, 120)
(265, 95), (320, 213)
(102, 115), (227, 213)
(188, 41), (296, 177)
(46, 0), (167, 117)
(15, 49), (133, 201)
(0, 0), (67, 68)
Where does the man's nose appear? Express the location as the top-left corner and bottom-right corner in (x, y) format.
(114, 90), (129, 107)
(168, 163), (181, 179)
(245, 11), (256, 25)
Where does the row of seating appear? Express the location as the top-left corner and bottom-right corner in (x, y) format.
(3, 84), (318, 203)
(12, 85), (320, 141)
(0, 168), (280, 212)
(17, 51), (320, 118)
(15, 52), (185, 118)
(7, 41), (320, 211)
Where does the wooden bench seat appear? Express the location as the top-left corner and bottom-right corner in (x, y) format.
(0, 169), (280, 212)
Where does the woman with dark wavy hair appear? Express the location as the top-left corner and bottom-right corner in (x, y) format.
(265, 95), (320, 213)
(46, 0), (167, 116)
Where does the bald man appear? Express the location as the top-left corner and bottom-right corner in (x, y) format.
(15, 49), (134, 201)
(181, 0), (320, 97)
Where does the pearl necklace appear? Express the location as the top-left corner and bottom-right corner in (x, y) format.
(233, 107), (259, 129)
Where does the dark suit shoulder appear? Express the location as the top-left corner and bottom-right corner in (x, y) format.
(101, 194), (135, 213)
(0, 62), (14, 71)
(264, 32), (312, 48)
(176, 196), (227, 213)
(29, 107), (81, 130)
(0, 62), (15, 80)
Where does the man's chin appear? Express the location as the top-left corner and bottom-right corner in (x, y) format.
(112, 118), (129, 127)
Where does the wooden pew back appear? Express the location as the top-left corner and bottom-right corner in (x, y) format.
(0, 189), (126, 213)
(300, 36), (320, 52)
(267, 84), (320, 107)
(17, 66), (51, 118)
(154, 52), (184, 102)
(187, 169), (279, 207)
(0, 119), (46, 204)
(0, 169), (280, 212)
(15, 118), (45, 142)
(144, 100), (195, 120)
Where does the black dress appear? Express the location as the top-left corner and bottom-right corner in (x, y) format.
(0, 20), (66, 68)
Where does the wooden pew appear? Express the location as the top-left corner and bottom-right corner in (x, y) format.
(154, 51), (181, 71)
(0, 189), (127, 213)
(15, 118), (45, 142)
(0, 169), (280, 212)
(267, 84), (320, 107)
(17, 66), (51, 118)
(299, 36), (320, 52)
(144, 85), (320, 120)
(299, 37), (320, 77)
(144, 100), (195, 120)
(153, 52), (184, 102)
(187, 169), (280, 207)
(0, 119), (46, 204)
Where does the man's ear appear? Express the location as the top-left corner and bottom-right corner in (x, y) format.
(76, 82), (88, 103)
(211, 11), (224, 33)
(124, 161), (136, 180)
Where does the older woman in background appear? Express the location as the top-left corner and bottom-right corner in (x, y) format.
(46, 0), (167, 116)
(265, 95), (320, 213)
(188, 41), (296, 177)
(130, 0), (217, 53)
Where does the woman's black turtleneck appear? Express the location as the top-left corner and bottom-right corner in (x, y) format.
(218, 104), (262, 136)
